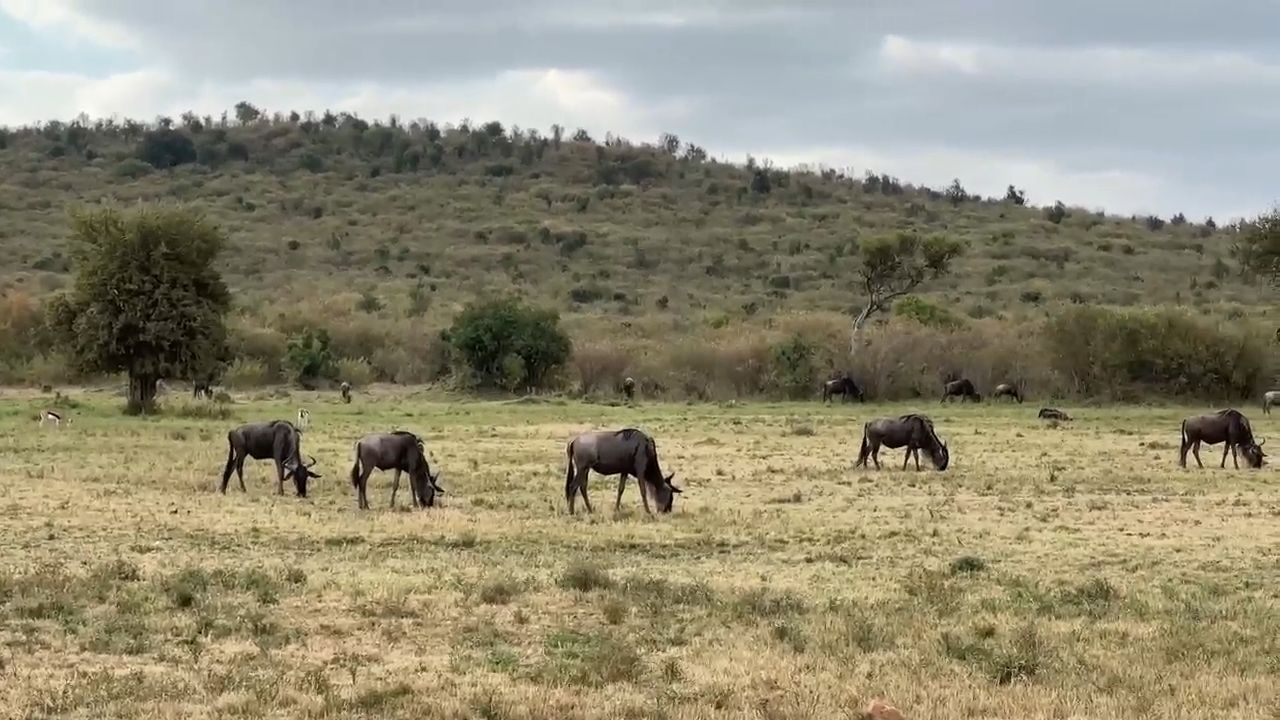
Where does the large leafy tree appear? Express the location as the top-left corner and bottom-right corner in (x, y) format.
(445, 298), (572, 391)
(48, 206), (232, 413)
(851, 231), (963, 352)
(1232, 208), (1280, 286)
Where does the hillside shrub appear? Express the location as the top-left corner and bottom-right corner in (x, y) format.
(1043, 306), (1268, 399)
(772, 335), (817, 399)
(446, 298), (571, 391)
(894, 295), (963, 329)
(283, 329), (336, 388)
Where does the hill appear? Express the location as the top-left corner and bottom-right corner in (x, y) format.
(0, 107), (1272, 394)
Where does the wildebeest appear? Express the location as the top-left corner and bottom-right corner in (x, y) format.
(855, 414), (950, 471)
(1179, 409), (1266, 469)
(564, 428), (681, 515)
(992, 383), (1023, 403)
(192, 376), (215, 399)
(622, 377), (636, 402)
(1264, 390), (1280, 415)
(297, 408), (310, 431)
(822, 375), (865, 403)
(1038, 407), (1073, 422)
(941, 379), (981, 403)
(221, 421), (321, 496)
(339, 381), (352, 404)
(349, 431), (445, 510)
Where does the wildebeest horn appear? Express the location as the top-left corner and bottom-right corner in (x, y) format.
(1259, 438), (1266, 447)
(306, 455), (318, 467)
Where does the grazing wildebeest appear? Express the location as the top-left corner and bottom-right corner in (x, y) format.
(297, 408), (310, 431)
(941, 379), (981, 403)
(564, 428), (681, 515)
(220, 420), (322, 497)
(992, 383), (1023, 403)
(1038, 407), (1073, 422)
(37, 409), (68, 428)
(822, 375), (865, 403)
(339, 381), (352, 404)
(349, 431), (445, 510)
(622, 377), (636, 402)
(1179, 409), (1266, 469)
(855, 414), (950, 471)
(1264, 390), (1280, 415)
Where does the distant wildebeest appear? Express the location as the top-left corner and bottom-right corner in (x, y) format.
(856, 414), (950, 471)
(622, 377), (636, 402)
(992, 383), (1023, 403)
(37, 410), (68, 428)
(941, 379), (981, 403)
(1264, 390), (1280, 415)
(564, 428), (681, 515)
(349, 431), (445, 510)
(297, 408), (310, 431)
(220, 420), (322, 497)
(1179, 409), (1266, 469)
(340, 381), (352, 404)
(192, 379), (214, 399)
(1038, 407), (1073, 422)
(822, 375), (865, 403)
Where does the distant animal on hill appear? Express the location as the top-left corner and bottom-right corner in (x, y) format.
(1263, 390), (1280, 415)
(822, 375), (864, 403)
(37, 409), (68, 428)
(622, 377), (636, 402)
(221, 420), (321, 497)
(941, 379), (981, 403)
(349, 431), (445, 510)
(340, 381), (352, 404)
(992, 383), (1023, 403)
(1038, 408), (1073, 422)
(564, 428), (680, 515)
(1179, 409), (1265, 469)
(855, 414), (950, 471)
(297, 408), (310, 431)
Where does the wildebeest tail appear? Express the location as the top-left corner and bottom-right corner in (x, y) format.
(349, 443), (362, 488)
(855, 424), (871, 467)
(564, 440), (576, 490)
(221, 436), (236, 484)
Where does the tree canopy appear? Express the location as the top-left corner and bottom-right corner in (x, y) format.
(48, 206), (232, 413)
(851, 231), (964, 342)
(1232, 208), (1280, 286)
(445, 298), (571, 391)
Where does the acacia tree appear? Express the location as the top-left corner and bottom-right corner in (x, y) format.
(1232, 207), (1280, 286)
(850, 231), (964, 352)
(48, 206), (231, 414)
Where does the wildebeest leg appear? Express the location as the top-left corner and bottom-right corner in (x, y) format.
(389, 469), (402, 508)
(902, 449), (911, 471)
(235, 456), (247, 492)
(274, 459), (286, 495)
(577, 469), (595, 514)
(1191, 441), (1203, 468)
(615, 473), (628, 511)
(871, 443), (881, 470)
(913, 448), (922, 471)
(356, 466), (375, 510)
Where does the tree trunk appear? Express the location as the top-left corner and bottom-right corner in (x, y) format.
(127, 372), (158, 415)
(850, 302), (875, 355)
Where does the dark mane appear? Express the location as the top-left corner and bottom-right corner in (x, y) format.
(614, 428), (646, 442)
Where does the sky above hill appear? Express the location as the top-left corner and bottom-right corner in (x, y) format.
(2, 0), (1277, 220)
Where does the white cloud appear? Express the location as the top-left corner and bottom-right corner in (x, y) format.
(878, 34), (1280, 88)
(0, 0), (137, 48)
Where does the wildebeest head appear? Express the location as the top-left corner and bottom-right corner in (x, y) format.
(409, 444), (446, 508)
(647, 472), (682, 513)
(284, 455), (322, 497)
(1242, 437), (1267, 468)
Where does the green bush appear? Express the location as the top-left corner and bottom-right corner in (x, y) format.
(283, 329), (336, 388)
(1043, 306), (1269, 399)
(446, 298), (572, 391)
(771, 335), (817, 399)
(894, 295), (963, 329)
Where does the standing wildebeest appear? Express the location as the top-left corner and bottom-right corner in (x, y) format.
(564, 428), (681, 515)
(822, 375), (865, 403)
(1038, 407), (1073, 422)
(339, 381), (352, 404)
(1179, 409), (1266, 469)
(192, 379), (213, 399)
(1264, 390), (1280, 415)
(855, 414), (950, 471)
(622, 377), (636, 402)
(220, 421), (322, 497)
(349, 431), (445, 510)
(941, 379), (981, 403)
(992, 383), (1023, 403)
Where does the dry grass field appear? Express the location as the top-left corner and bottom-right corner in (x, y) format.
(2, 387), (1279, 719)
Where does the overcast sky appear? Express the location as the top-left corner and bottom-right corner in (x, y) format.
(2, 0), (1277, 220)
